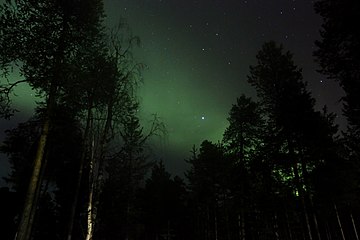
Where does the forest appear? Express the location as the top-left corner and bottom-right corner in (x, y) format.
(0, 0), (359, 240)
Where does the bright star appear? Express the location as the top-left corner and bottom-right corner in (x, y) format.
(201, 116), (205, 120)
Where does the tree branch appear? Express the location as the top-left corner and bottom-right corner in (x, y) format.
(0, 79), (28, 95)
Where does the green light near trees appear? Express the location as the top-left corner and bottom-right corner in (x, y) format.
(11, 83), (39, 115)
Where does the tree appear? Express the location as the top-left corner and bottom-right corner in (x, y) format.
(139, 161), (189, 240)
(186, 141), (235, 240)
(0, 105), (84, 239)
(314, 4), (360, 234)
(64, 42), (117, 240)
(222, 95), (264, 240)
(314, 0), (360, 132)
(95, 100), (165, 239)
(248, 41), (338, 239)
(0, 1), (105, 239)
(223, 94), (263, 163)
(96, 104), (148, 240)
(81, 25), (155, 239)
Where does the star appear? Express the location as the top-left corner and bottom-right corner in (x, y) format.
(201, 116), (205, 120)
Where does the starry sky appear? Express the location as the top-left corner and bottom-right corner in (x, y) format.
(0, 0), (345, 183)
(104, 0), (344, 176)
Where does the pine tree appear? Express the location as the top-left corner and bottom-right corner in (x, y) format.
(314, 4), (360, 232)
(314, 0), (360, 132)
(222, 94), (264, 240)
(186, 140), (234, 240)
(223, 94), (263, 164)
(248, 41), (338, 240)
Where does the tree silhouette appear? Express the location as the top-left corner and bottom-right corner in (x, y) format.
(222, 94), (264, 240)
(139, 161), (188, 240)
(223, 94), (263, 163)
(1, 104), (84, 239)
(314, 0), (360, 132)
(186, 141), (235, 240)
(0, 1), (105, 239)
(248, 41), (340, 239)
(314, 1), (360, 238)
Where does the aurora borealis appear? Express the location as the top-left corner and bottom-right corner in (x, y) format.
(0, 0), (345, 180)
(104, 0), (344, 175)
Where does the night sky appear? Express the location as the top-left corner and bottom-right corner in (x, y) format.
(0, 0), (345, 183)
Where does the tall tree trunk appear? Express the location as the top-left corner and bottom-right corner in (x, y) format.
(325, 221), (332, 240)
(238, 214), (241, 240)
(15, 119), (50, 240)
(26, 151), (50, 240)
(206, 206), (210, 240)
(15, 82), (56, 240)
(85, 135), (96, 240)
(334, 203), (346, 240)
(274, 212), (280, 240)
(293, 163), (312, 240)
(66, 104), (93, 240)
(350, 212), (359, 240)
(307, 186), (321, 240)
(214, 208), (218, 240)
(285, 210), (293, 240)
(85, 183), (94, 240)
(238, 209), (246, 240)
(84, 99), (114, 240)
(224, 194), (230, 240)
(288, 140), (312, 240)
(312, 208), (321, 240)
(300, 156), (322, 240)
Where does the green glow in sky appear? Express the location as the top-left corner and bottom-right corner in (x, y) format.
(103, 1), (262, 174)
(0, 0), (344, 178)
(101, 0), (345, 175)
